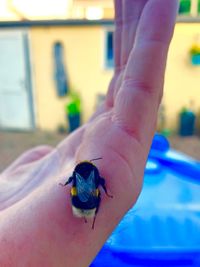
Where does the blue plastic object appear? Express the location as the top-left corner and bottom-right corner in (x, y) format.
(91, 134), (200, 267)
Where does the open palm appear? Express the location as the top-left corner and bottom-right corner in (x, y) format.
(0, 1), (178, 266)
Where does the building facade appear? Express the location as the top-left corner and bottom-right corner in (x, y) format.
(0, 1), (200, 132)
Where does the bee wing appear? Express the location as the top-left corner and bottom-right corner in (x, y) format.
(76, 171), (96, 202)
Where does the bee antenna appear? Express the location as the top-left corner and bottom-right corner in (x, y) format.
(90, 157), (102, 162)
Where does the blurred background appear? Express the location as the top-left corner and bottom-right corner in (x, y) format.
(0, 0), (200, 170)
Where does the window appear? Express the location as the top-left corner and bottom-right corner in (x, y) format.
(198, 0), (200, 14)
(178, 0), (200, 16)
(105, 30), (114, 69)
(53, 42), (69, 96)
(179, 0), (191, 14)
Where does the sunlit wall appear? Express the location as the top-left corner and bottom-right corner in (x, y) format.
(29, 23), (200, 131)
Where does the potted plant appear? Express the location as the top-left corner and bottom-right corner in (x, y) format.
(178, 106), (196, 136)
(189, 44), (200, 65)
(65, 92), (81, 133)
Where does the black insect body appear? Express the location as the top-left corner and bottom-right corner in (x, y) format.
(61, 159), (112, 229)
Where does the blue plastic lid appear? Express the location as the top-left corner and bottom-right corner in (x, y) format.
(91, 134), (200, 267)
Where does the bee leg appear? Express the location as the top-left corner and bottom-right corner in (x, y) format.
(92, 215), (96, 230)
(99, 177), (113, 198)
(92, 196), (101, 230)
(84, 217), (87, 223)
(59, 176), (73, 187)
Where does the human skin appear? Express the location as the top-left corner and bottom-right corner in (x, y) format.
(0, 1), (178, 266)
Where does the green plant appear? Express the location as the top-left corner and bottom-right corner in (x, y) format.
(189, 45), (200, 56)
(65, 91), (81, 115)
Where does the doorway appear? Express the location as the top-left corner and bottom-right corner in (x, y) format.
(0, 30), (34, 130)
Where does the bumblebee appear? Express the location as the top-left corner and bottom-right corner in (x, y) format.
(60, 158), (112, 229)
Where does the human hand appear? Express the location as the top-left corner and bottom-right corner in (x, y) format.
(0, 1), (178, 266)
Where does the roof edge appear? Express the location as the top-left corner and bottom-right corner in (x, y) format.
(0, 19), (114, 28)
(0, 17), (200, 28)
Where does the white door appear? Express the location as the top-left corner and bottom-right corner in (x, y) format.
(0, 31), (34, 130)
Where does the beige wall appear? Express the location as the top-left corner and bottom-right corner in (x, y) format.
(164, 23), (200, 130)
(30, 23), (200, 131)
(30, 25), (112, 131)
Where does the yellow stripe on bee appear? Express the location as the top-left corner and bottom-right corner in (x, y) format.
(95, 189), (99, 196)
(71, 187), (77, 196)
(71, 187), (99, 197)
